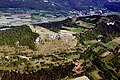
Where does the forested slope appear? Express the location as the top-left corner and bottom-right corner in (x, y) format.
(0, 25), (39, 50)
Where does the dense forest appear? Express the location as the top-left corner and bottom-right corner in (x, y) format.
(0, 25), (39, 50)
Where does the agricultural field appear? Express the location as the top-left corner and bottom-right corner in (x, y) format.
(0, 15), (120, 80)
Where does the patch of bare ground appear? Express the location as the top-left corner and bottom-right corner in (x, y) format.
(29, 24), (78, 54)
(101, 51), (111, 57)
(113, 37), (120, 44)
(36, 38), (77, 54)
(70, 76), (90, 80)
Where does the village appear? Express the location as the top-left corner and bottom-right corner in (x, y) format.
(0, 6), (116, 28)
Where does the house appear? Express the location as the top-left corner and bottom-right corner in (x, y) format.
(107, 22), (115, 25)
(72, 65), (83, 74)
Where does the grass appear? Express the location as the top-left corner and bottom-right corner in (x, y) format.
(0, 66), (17, 71)
(112, 37), (120, 44)
(103, 53), (115, 61)
(32, 15), (41, 20)
(61, 26), (85, 33)
(83, 40), (98, 45)
(91, 70), (102, 79)
(101, 41), (118, 50)
(93, 46), (105, 53)
(88, 72), (99, 80)
(71, 27), (84, 32)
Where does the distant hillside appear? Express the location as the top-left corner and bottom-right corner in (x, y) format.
(0, 0), (109, 11)
(77, 15), (120, 42)
(104, 2), (120, 12)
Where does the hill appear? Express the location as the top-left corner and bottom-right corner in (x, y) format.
(0, 0), (108, 11)
(0, 15), (120, 80)
(104, 2), (120, 12)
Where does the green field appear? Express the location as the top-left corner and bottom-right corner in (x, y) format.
(101, 41), (118, 50)
(71, 27), (85, 32)
(83, 40), (98, 45)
